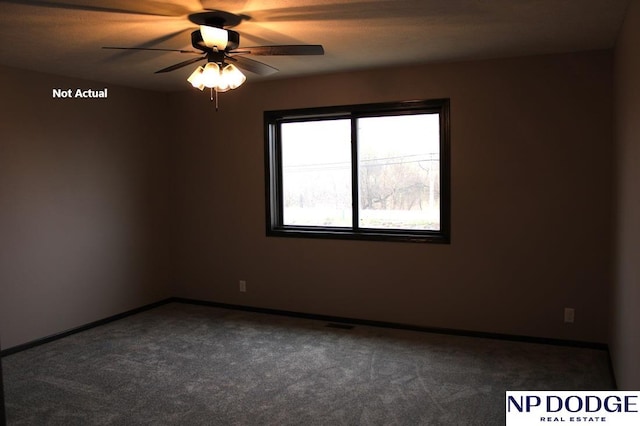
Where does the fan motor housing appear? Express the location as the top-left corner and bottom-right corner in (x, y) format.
(188, 11), (246, 28)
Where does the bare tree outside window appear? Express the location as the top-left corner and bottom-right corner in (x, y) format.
(358, 114), (440, 230)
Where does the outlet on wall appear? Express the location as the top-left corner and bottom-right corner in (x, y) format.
(239, 280), (247, 293)
(564, 307), (575, 323)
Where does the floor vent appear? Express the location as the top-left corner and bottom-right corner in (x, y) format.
(325, 323), (355, 330)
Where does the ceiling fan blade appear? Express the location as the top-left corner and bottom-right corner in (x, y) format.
(229, 56), (278, 76)
(155, 56), (207, 74)
(0, 0), (192, 16)
(244, 2), (422, 22)
(199, 0), (248, 12)
(243, 4), (342, 22)
(132, 27), (195, 50)
(103, 47), (200, 54)
(229, 45), (324, 56)
(102, 28), (196, 59)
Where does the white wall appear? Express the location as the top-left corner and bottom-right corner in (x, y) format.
(612, 0), (640, 390)
(0, 66), (173, 349)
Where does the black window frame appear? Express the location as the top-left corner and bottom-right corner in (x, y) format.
(264, 98), (450, 244)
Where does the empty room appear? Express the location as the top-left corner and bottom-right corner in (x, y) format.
(1, 0), (639, 424)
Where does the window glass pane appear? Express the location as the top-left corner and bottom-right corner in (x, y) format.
(281, 119), (352, 227)
(357, 114), (440, 230)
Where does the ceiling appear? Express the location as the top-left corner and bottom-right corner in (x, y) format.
(0, 0), (631, 92)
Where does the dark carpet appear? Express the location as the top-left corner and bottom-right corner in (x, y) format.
(3, 303), (615, 425)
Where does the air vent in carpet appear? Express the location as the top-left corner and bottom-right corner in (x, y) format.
(325, 323), (355, 330)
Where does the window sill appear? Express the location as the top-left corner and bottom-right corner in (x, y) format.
(267, 226), (450, 244)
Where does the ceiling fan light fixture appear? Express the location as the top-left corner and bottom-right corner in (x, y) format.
(200, 25), (228, 50)
(201, 62), (222, 88)
(221, 63), (246, 90)
(187, 65), (205, 90)
(189, 62), (246, 93)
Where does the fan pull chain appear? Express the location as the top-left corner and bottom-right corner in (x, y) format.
(210, 88), (219, 112)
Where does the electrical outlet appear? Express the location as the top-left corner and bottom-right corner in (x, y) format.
(239, 280), (247, 293)
(564, 307), (575, 323)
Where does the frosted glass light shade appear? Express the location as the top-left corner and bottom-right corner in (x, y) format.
(200, 26), (228, 50)
(222, 64), (246, 89)
(187, 62), (247, 93)
(201, 62), (221, 88)
(187, 66), (205, 90)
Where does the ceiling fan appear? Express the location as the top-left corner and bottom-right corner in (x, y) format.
(102, 9), (324, 100)
(1, 0), (332, 105)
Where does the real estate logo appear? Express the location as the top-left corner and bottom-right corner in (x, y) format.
(506, 391), (640, 425)
(52, 88), (108, 99)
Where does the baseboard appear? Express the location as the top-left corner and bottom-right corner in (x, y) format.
(1, 296), (610, 355)
(0, 298), (174, 357)
(172, 297), (610, 351)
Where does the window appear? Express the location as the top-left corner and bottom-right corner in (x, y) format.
(265, 99), (450, 243)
